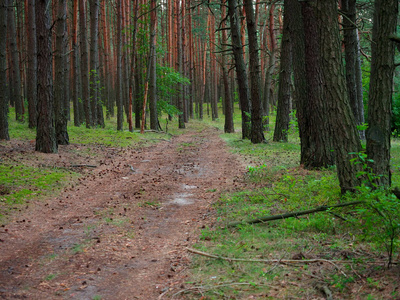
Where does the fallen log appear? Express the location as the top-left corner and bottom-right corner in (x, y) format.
(227, 200), (364, 227)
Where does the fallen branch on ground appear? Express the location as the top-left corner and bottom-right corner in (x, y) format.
(186, 247), (344, 272)
(168, 281), (274, 299)
(70, 164), (97, 168)
(227, 200), (364, 227)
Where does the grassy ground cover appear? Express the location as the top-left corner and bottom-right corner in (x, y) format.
(184, 108), (400, 299)
(0, 108), (177, 222)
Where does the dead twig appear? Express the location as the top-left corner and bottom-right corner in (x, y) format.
(186, 247), (345, 273)
(70, 164), (97, 168)
(170, 281), (273, 299)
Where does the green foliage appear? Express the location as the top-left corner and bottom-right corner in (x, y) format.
(156, 65), (190, 100)
(349, 152), (400, 267)
(350, 186), (400, 267)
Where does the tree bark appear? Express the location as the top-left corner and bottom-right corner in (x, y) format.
(149, 0), (158, 130)
(366, 0), (398, 187)
(227, 0), (251, 140)
(89, 0), (101, 127)
(116, 0), (124, 130)
(54, 0), (69, 145)
(26, 0), (37, 128)
(8, 1), (23, 122)
(315, 0), (362, 193)
(79, 0), (91, 128)
(71, 0), (81, 126)
(221, 0), (234, 133)
(300, 2), (335, 168)
(262, 3), (276, 130)
(176, 0), (185, 129)
(0, 0), (9, 140)
(273, 0), (291, 143)
(244, 0), (265, 144)
(35, 0), (57, 153)
(342, 0), (365, 140)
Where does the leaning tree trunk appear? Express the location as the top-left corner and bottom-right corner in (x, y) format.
(8, 1), (23, 122)
(366, 0), (398, 187)
(54, 0), (69, 145)
(315, 0), (362, 193)
(244, 0), (265, 144)
(227, 0), (251, 140)
(273, 0), (291, 143)
(36, 0), (57, 153)
(0, 0), (9, 140)
(26, 0), (37, 128)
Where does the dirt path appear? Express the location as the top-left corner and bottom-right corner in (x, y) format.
(0, 127), (245, 299)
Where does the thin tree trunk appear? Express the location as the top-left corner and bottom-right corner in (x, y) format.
(0, 0), (9, 140)
(342, 0), (365, 140)
(26, 0), (37, 128)
(262, 3), (276, 129)
(8, 1), (23, 122)
(176, 0), (184, 129)
(116, 0), (124, 130)
(36, 0), (57, 153)
(273, 0), (291, 142)
(244, 0), (265, 144)
(221, 0), (234, 133)
(228, 0), (251, 139)
(366, 0), (398, 187)
(71, 0), (80, 126)
(54, 0), (69, 145)
(128, 0), (138, 132)
(149, 0), (158, 130)
(355, 31), (365, 140)
(79, 0), (91, 128)
(89, 0), (100, 127)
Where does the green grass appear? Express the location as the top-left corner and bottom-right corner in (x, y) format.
(183, 109), (400, 299)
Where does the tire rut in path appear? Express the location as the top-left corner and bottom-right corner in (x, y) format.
(0, 128), (245, 299)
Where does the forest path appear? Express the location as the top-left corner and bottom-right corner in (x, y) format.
(0, 126), (245, 299)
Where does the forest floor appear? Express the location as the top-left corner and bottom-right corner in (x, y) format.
(0, 126), (246, 299)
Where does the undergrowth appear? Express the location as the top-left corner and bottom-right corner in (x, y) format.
(185, 118), (400, 299)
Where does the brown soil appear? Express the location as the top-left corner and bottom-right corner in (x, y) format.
(0, 127), (245, 299)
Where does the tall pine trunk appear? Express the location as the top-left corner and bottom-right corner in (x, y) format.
(244, 0), (265, 143)
(26, 0), (37, 128)
(315, 0), (362, 193)
(227, 0), (251, 139)
(342, 0), (365, 140)
(54, 0), (69, 145)
(0, 0), (8, 140)
(116, 0), (124, 130)
(36, 0), (57, 153)
(149, 0), (158, 130)
(366, 0), (398, 187)
(221, 0), (234, 133)
(300, 2), (335, 168)
(71, 0), (81, 126)
(79, 0), (91, 128)
(273, 0), (291, 143)
(8, 1), (23, 122)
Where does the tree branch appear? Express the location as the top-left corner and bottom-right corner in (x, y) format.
(227, 201), (364, 227)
